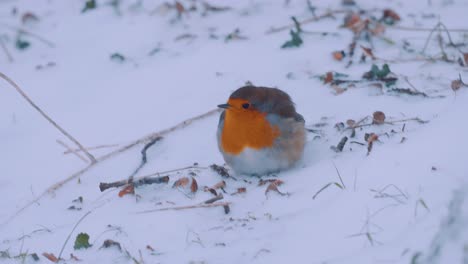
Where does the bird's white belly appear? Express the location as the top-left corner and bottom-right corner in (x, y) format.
(222, 147), (290, 175)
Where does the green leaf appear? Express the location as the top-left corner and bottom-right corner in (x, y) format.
(82, 0), (97, 13)
(291, 16), (302, 33)
(378, 64), (391, 78)
(110, 53), (125, 62)
(370, 64), (379, 78)
(74, 233), (92, 250)
(281, 30), (303, 49)
(15, 38), (30, 50)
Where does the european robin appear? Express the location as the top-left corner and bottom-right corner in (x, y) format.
(217, 85), (306, 175)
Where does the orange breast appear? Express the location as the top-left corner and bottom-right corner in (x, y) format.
(221, 108), (281, 155)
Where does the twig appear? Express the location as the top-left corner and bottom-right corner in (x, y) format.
(99, 175), (169, 192)
(0, 72), (96, 163)
(57, 211), (92, 261)
(138, 165), (208, 178)
(0, 22), (55, 48)
(1, 109), (220, 227)
(203, 194), (224, 204)
(64, 144), (119, 154)
(135, 202), (231, 214)
(266, 10), (347, 34)
(56, 140), (88, 163)
(391, 25), (468, 33)
(0, 37), (13, 62)
(128, 137), (163, 180)
(348, 117), (428, 129)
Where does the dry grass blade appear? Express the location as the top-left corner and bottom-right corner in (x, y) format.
(312, 182), (343, 200)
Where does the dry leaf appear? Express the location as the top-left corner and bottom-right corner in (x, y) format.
(175, 1), (185, 15)
(324, 71), (334, 84)
(190, 177), (198, 193)
(118, 184), (134, 197)
(383, 9), (401, 21)
(204, 187), (218, 196)
(265, 180), (287, 196)
(451, 79), (462, 91)
(366, 133), (379, 143)
(172, 177), (190, 188)
(212, 181), (226, 189)
(464, 53), (468, 66)
(370, 23), (386, 35)
(146, 245), (155, 252)
(237, 187), (246, 193)
(331, 84), (346, 95)
(360, 45), (376, 59)
(372, 111), (386, 124)
(332, 51), (345, 61)
(42, 253), (58, 263)
(344, 12), (361, 28)
(346, 119), (356, 127)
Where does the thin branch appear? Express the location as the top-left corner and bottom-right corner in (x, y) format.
(135, 202), (231, 214)
(0, 22), (55, 48)
(0, 72), (96, 163)
(56, 139), (89, 163)
(64, 144), (119, 154)
(99, 175), (169, 192)
(266, 10), (347, 34)
(58, 211), (92, 261)
(391, 25), (468, 33)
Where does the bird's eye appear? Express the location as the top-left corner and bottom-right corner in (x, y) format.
(242, 103), (250, 109)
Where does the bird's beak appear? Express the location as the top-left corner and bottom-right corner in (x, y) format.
(217, 103), (231, 109)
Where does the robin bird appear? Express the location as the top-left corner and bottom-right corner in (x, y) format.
(217, 85), (306, 175)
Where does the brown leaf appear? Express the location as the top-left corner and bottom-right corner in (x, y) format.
(366, 133), (379, 143)
(452, 80), (462, 91)
(118, 184), (135, 197)
(265, 180), (287, 196)
(237, 187), (246, 193)
(324, 71), (334, 84)
(190, 177), (198, 193)
(331, 84), (346, 95)
(175, 1), (185, 15)
(332, 51), (345, 61)
(464, 53), (468, 66)
(360, 45), (376, 59)
(212, 180), (226, 189)
(42, 253), (58, 263)
(344, 12), (361, 28)
(346, 119), (356, 127)
(372, 111), (386, 124)
(383, 9), (401, 21)
(204, 187), (218, 196)
(370, 23), (386, 36)
(172, 177), (190, 188)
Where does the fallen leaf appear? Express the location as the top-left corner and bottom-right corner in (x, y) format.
(331, 84), (346, 95)
(190, 177), (198, 193)
(332, 51), (345, 61)
(118, 184), (134, 197)
(344, 12), (361, 29)
(451, 79), (462, 91)
(210, 164), (231, 178)
(265, 180), (287, 196)
(237, 187), (246, 193)
(259, 179), (283, 186)
(172, 177), (190, 188)
(212, 180), (226, 189)
(175, 1), (185, 16)
(100, 239), (121, 251)
(383, 9), (401, 21)
(146, 245), (155, 252)
(372, 111), (386, 124)
(346, 119), (356, 127)
(360, 45), (376, 59)
(42, 253), (58, 263)
(281, 29), (303, 48)
(370, 23), (386, 35)
(204, 187), (218, 196)
(324, 72), (334, 84)
(464, 53), (468, 66)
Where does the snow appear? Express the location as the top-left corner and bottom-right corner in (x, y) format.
(1, 0), (468, 263)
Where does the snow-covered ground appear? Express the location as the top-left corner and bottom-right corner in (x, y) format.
(1, 0), (468, 263)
